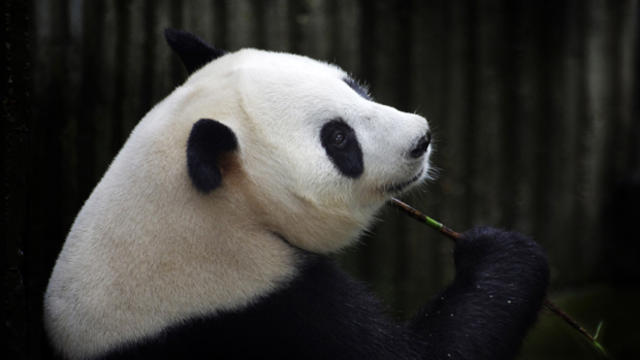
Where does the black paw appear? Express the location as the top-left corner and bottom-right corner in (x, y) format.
(454, 227), (549, 286)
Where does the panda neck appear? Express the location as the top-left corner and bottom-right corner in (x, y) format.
(45, 175), (301, 360)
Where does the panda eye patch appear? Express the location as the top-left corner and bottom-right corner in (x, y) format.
(320, 119), (363, 178)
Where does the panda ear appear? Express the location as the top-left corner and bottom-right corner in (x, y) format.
(187, 119), (238, 193)
(164, 28), (226, 74)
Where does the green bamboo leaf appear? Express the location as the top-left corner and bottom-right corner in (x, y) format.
(594, 321), (604, 340)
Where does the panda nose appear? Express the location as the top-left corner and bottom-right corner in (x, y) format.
(409, 131), (431, 159)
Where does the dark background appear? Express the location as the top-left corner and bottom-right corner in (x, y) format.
(4, 0), (639, 359)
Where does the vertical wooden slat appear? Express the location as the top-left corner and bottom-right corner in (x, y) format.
(357, 0), (374, 85)
(599, 1), (625, 186)
(530, 1), (555, 251)
(500, 0), (518, 231)
(93, 0), (117, 173)
(600, 0), (638, 187)
(295, 0), (331, 60)
(440, 0), (472, 230)
(460, 0), (479, 234)
(583, 0), (617, 277)
(78, 0), (104, 196)
(121, 0), (145, 134)
(182, 0), (214, 40)
(111, 0), (130, 152)
(631, 1), (640, 174)
(553, 0), (588, 284)
(168, 0), (184, 85)
(512, 2), (543, 238)
(139, 0), (157, 112)
(286, 0), (304, 55)
(332, 0), (361, 74)
(61, 0), (82, 227)
(261, 0), (291, 51)
(150, 0), (175, 102)
(470, 0), (506, 227)
(212, 0), (228, 48)
(226, 0), (258, 49)
(617, 0), (639, 174)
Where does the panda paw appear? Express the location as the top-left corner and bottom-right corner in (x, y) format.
(454, 227), (550, 287)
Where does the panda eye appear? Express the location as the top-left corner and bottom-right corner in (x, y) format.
(320, 119), (355, 152)
(332, 130), (347, 148)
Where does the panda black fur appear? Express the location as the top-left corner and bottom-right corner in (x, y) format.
(44, 29), (549, 360)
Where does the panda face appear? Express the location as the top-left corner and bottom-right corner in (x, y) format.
(212, 49), (432, 252)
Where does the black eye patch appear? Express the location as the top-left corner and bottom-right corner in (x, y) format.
(320, 119), (364, 178)
(343, 77), (372, 100)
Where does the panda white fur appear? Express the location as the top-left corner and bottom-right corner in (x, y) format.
(44, 29), (549, 360)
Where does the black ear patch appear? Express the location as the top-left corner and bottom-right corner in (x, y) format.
(164, 28), (226, 74)
(320, 119), (364, 178)
(187, 119), (238, 193)
(343, 77), (372, 101)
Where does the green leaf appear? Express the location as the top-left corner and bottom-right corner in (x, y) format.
(593, 321), (604, 340)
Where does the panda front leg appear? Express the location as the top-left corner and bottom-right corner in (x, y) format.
(408, 227), (550, 360)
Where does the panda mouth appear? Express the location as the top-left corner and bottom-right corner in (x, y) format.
(384, 169), (423, 194)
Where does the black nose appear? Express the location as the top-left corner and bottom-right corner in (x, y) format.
(409, 131), (431, 159)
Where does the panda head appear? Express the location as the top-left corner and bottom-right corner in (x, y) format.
(166, 29), (432, 253)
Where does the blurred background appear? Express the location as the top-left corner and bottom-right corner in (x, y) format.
(4, 0), (639, 359)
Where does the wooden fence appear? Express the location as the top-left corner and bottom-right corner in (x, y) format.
(4, 0), (639, 358)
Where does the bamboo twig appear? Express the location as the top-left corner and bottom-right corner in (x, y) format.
(389, 197), (609, 358)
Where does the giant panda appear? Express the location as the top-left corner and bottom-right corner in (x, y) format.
(44, 29), (549, 360)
